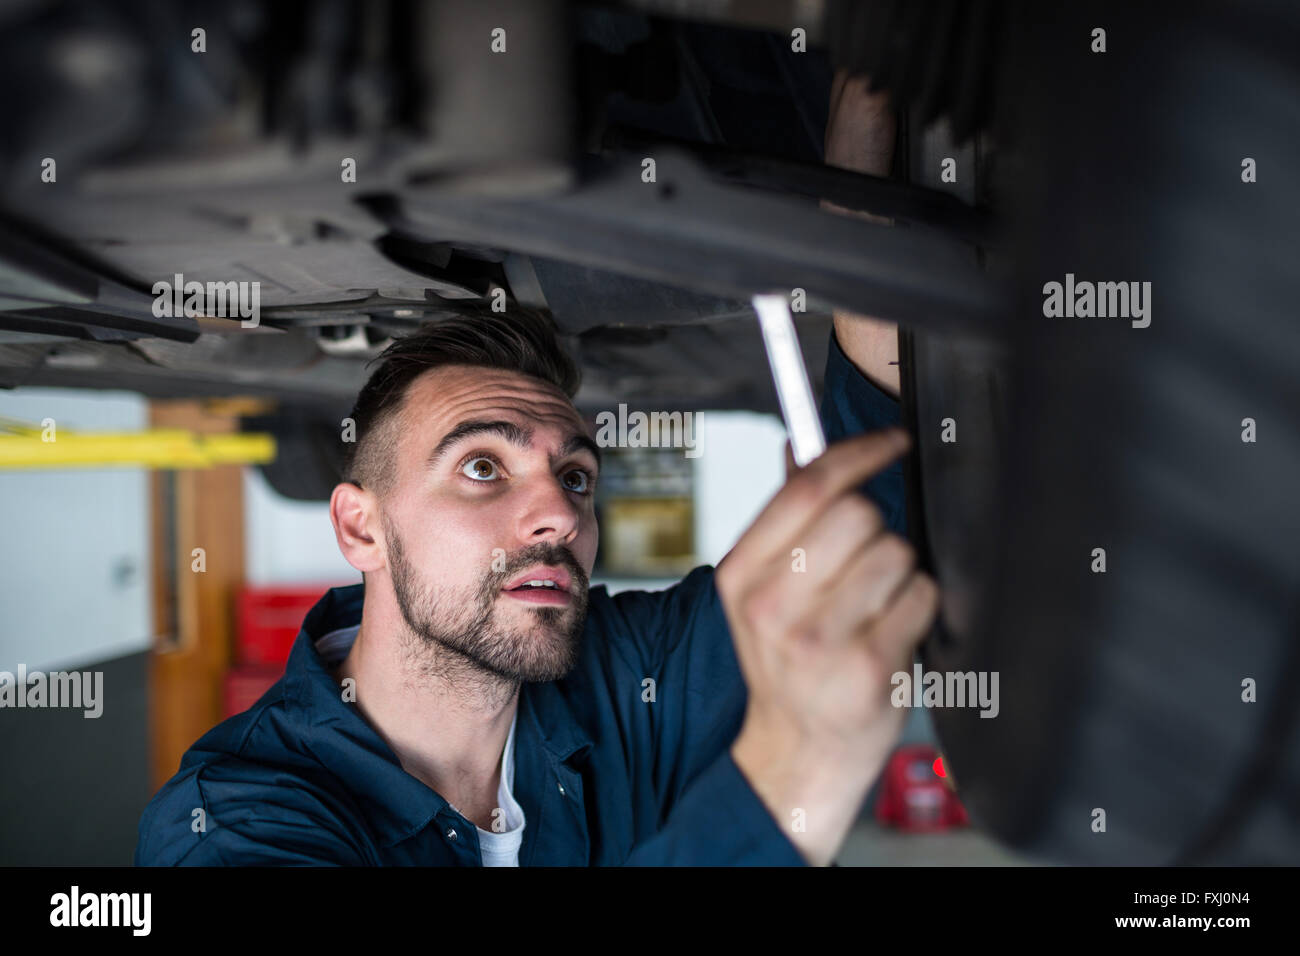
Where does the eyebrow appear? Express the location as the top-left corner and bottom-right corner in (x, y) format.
(427, 419), (601, 470)
(560, 434), (603, 468)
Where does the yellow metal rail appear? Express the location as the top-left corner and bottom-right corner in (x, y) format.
(0, 419), (276, 470)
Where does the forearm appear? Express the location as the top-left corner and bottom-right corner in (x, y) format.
(823, 70), (901, 398)
(730, 710), (883, 867)
(832, 311), (900, 398)
(622, 748), (808, 866)
(826, 72), (896, 180)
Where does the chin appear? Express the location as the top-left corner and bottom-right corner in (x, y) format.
(513, 617), (584, 679)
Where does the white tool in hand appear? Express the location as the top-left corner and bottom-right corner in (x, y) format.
(752, 293), (827, 467)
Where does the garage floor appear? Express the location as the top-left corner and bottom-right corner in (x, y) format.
(838, 820), (1037, 866)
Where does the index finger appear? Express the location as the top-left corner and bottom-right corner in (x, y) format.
(736, 427), (911, 569)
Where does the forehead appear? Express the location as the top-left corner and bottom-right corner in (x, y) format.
(396, 363), (588, 446)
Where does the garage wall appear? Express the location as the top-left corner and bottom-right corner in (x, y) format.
(0, 388), (151, 673)
(0, 388), (152, 865)
(693, 411), (787, 567)
(243, 467), (359, 587)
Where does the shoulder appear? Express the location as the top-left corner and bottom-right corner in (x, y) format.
(136, 700), (374, 866)
(580, 565), (728, 674)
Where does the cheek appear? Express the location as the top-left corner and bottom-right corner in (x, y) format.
(397, 495), (505, 580)
(577, 515), (599, 573)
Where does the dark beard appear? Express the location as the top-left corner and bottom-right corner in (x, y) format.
(383, 515), (590, 685)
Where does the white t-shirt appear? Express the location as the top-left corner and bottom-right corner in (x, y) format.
(315, 625), (527, 866)
(472, 708), (526, 866)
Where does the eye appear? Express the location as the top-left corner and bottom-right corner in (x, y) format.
(461, 456), (501, 482)
(561, 468), (592, 494)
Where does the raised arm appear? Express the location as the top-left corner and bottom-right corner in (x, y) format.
(823, 69), (901, 399)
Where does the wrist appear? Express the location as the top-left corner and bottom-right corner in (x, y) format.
(731, 717), (879, 866)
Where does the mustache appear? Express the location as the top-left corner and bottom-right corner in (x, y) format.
(489, 543), (589, 594)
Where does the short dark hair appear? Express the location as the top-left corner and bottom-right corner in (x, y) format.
(343, 304), (580, 493)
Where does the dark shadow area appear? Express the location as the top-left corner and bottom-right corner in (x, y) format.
(0, 651), (150, 865)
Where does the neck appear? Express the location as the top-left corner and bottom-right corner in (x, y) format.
(336, 594), (518, 830)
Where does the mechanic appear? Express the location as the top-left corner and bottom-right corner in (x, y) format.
(135, 71), (927, 867)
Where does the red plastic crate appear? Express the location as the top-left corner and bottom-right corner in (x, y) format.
(223, 665), (284, 718)
(235, 585), (338, 667)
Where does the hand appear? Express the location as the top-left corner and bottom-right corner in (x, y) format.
(716, 429), (939, 865)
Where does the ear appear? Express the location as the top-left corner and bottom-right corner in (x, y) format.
(330, 482), (386, 573)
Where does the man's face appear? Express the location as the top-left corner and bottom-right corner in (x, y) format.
(375, 364), (599, 683)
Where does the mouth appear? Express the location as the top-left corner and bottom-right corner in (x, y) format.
(501, 565), (573, 606)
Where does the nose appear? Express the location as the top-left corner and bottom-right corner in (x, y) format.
(514, 471), (582, 548)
